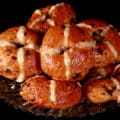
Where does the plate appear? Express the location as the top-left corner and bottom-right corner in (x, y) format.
(0, 76), (120, 118)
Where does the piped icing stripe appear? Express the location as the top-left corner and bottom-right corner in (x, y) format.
(76, 23), (92, 29)
(16, 48), (25, 82)
(30, 3), (65, 28)
(40, 47), (60, 55)
(104, 41), (118, 59)
(29, 15), (46, 29)
(97, 67), (107, 76)
(38, 15), (46, 22)
(42, 2), (64, 26)
(24, 42), (36, 50)
(104, 25), (117, 58)
(113, 64), (120, 74)
(101, 24), (113, 36)
(48, 2), (64, 15)
(77, 82), (81, 87)
(64, 52), (71, 80)
(63, 24), (71, 80)
(63, 24), (70, 48)
(76, 41), (96, 49)
(16, 26), (26, 45)
(0, 40), (16, 47)
(34, 9), (42, 15)
(111, 77), (120, 103)
(111, 77), (120, 90)
(50, 80), (56, 102)
(46, 18), (55, 26)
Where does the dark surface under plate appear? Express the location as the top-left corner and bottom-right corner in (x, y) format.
(0, 0), (120, 120)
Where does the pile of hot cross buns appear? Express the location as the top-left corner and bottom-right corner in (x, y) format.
(1, 2), (120, 110)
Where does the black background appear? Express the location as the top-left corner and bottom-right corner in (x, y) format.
(0, 0), (120, 30)
(0, 0), (120, 119)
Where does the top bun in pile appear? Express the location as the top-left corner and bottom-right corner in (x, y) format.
(27, 2), (76, 34)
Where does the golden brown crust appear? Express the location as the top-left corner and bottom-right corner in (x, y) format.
(20, 75), (82, 109)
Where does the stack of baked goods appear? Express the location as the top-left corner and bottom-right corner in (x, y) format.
(0, 2), (120, 110)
